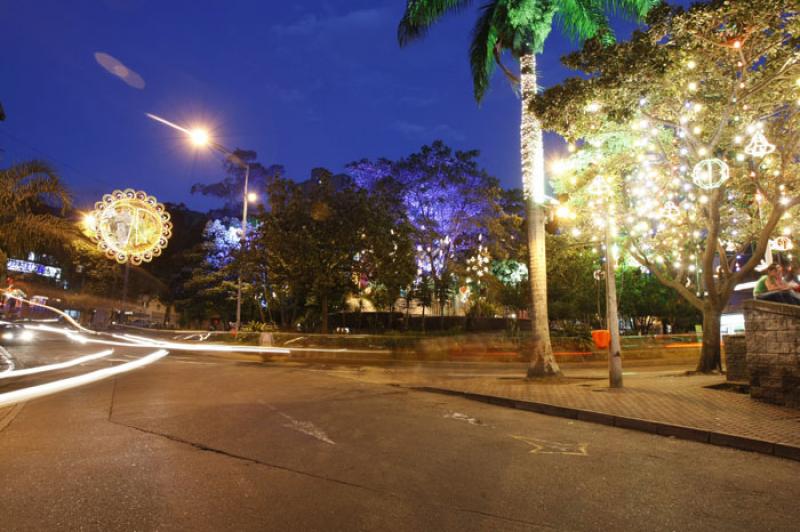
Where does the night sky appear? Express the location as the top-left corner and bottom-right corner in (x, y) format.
(1, 0), (691, 212)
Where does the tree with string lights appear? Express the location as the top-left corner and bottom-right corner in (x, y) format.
(534, 0), (800, 372)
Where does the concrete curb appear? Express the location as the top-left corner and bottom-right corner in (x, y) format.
(412, 386), (800, 462)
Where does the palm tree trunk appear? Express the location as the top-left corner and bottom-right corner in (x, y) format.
(520, 52), (560, 378)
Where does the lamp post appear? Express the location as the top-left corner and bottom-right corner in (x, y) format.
(146, 113), (251, 332)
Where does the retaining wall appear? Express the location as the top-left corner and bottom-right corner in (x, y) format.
(743, 300), (800, 408)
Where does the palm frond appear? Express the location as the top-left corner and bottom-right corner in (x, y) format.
(470, 1), (503, 102)
(603, 0), (660, 20)
(398, 0), (474, 46)
(0, 160), (71, 214)
(555, 0), (614, 44)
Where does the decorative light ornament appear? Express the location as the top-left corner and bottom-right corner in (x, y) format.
(772, 236), (794, 252)
(692, 159), (730, 190)
(661, 201), (680, 221)
(86, 189), (173, 265)
(744, 130), (776, 158)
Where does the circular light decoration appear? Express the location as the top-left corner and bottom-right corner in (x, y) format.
(772, 236), (793, 252)
(692, 158), (730, 190)
(744, 130), (776, 158)
(661, 201), (681, 221)
(87, 189), (172, 265)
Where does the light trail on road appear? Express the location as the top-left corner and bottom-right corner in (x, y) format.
(115, 333), (293, 354)
(0, 350), (114, 379)
(0, 350), (169, 408)
(3, 293), (388, 358)
(115, 333), (390, 356)
(3, 294), (96, 335)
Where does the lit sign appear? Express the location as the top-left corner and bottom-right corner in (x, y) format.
(86, 189), (173, 265)
(7, 259), (62, 279)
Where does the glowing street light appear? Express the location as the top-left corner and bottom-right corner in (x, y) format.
(189, 128), (210, 147)
(146, 112), (252, 332)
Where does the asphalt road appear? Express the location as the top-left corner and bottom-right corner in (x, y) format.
(1, 336), (799, 531)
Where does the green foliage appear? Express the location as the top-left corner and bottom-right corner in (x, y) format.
(255, 169), (415, 332)
(546, 234), (602, 325)
(239, 321), (276, 333)
(191, 149), (284, 213)
(617, 266), (701, 333)
(465, 297), (499, 318)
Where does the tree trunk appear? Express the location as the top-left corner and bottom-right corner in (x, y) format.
(605, 228), (623, 388)
(421, 303), (426, 334)
(321, 294), (329, 334)
(521, 52), (560, 378)
(697, 304), (722, 373)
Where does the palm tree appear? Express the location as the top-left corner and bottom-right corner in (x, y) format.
(398, 0), (657, 377)
(0, 160), (73, 269)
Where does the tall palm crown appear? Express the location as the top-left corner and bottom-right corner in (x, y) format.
(0, 160), (73, 264)
(399, 0), (656, 101)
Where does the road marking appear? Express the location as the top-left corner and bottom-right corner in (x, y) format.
(264, 404), (335, 445)
(0, 350), (113, 379)
(511, 435), (589, 456)
(444, 411), (482, 425)
(0, 402), (24, 432)
(0, 350), (168, 408)
(278, 412), (336, 445)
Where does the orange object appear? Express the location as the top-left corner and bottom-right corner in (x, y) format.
(591, 329), (611, 349)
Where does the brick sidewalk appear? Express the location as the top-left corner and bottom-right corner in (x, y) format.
(343, 366), (800, 457)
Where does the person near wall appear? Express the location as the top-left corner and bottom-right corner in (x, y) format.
(754, 264), (800, 305)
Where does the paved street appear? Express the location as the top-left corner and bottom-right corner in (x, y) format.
(1, 336), (800, 531)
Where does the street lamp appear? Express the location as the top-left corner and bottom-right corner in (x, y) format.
(146, 112), (251, 332)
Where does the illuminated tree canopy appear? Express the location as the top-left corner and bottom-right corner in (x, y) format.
(534, 0), (800, 371)
(349, 141), (504, 314)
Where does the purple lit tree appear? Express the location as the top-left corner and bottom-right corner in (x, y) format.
(349, 141), (503, 316)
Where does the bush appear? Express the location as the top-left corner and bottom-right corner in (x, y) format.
(465, 299), (500, 319)
(240, 321), (277, 333)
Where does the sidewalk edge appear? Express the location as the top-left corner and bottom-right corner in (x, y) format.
(411, 386), (800, 462)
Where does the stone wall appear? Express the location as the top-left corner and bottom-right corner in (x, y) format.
(743, 300), (800, 408)
(723, 334), (748, 382)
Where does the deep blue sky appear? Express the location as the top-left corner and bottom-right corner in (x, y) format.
(1, 0), (690, 212)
